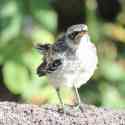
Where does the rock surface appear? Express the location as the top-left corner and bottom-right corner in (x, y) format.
(0, 101), (125, 125)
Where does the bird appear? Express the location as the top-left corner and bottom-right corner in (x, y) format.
(35, 24), (98, 111)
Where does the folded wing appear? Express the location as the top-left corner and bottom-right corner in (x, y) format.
(37, 59), (62, 77)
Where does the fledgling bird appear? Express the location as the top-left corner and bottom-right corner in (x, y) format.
(36, 24), (98, 110)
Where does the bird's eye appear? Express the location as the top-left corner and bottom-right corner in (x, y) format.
(68, 31), (79, 40)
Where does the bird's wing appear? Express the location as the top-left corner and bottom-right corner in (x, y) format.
(35, 34), (68, 54)
(36, 35), (66, 77)
(52, 34), (68, 52)
(35, 43), (51, 54)
(37, 59), (62, 76)
(37, 59), (48, 76)
(47, 59), (62, 73)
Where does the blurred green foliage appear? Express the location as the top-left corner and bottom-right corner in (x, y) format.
(0, 0), (125, 107)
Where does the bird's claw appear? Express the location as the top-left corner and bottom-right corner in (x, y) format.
(57, 106), (65, 113)
(74, 103), (84, 112)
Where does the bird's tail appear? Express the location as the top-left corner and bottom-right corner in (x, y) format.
(35, 44), (51, 54)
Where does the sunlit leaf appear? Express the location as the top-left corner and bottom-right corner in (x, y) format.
(101, 85), (125, 108)
(3, 61), (30, 94)
(0, 1), (21, 43)
(101, 61), (125, 81)
(35, 9), (57, 32)
(31, 27), (55, 44)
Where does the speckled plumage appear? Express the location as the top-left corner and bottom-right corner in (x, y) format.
(47, 34), (97, 88)
(36, 24), (97, 88)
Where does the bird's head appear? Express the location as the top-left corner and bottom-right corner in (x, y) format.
(65, 24), (89, 48)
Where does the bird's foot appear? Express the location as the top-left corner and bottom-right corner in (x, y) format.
(57, 104), (71, 115)
(57, 105), (78, 117)
(57, 105), (65, 113)
(74, 103), (84, 112)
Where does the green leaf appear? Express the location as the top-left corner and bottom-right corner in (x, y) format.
(101, 61), (125, 81)
(35, 9), (57, 32)
(101, 85), (125, 108)
(3, 61), (30, 94)
(0, 1), (21, 43)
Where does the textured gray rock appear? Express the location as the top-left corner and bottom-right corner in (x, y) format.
(0, 101), (125, 125)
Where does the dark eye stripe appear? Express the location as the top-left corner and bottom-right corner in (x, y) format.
(68, 31), (79, 40)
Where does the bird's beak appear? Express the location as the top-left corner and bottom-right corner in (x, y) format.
(75, 31), (88, 40)
(79, 31), (88, 37)
(74, 31), (88, 45)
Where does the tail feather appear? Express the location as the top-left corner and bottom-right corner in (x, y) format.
(35, 44), (51, 53)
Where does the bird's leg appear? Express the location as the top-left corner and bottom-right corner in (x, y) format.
(73, 86), (81, 106)
(56, 88), (65, 112)
(56, 88), (78, 116)
(73, 86), (83, 111)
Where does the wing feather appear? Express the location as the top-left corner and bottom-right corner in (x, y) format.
(37, 59), (62, 76)
(53, 35), (68, 52)
(35, 44), (51, 54)
(36, 35), (66, 77)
